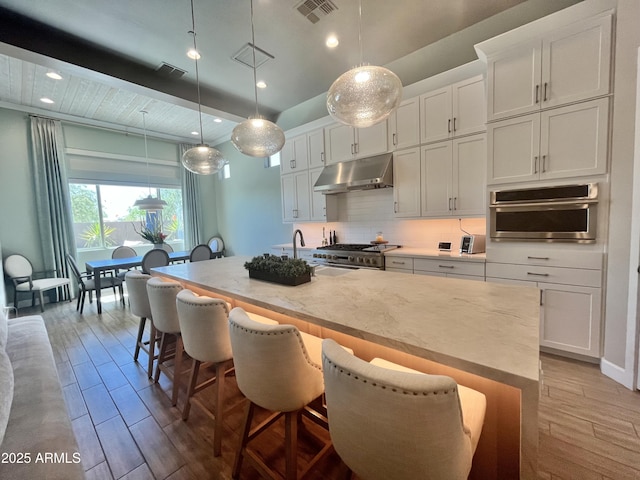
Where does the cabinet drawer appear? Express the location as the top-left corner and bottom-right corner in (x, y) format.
(486, 247), (603, 269)
(414, 258), (485, 277)
(486, 262), (601, 288)
(385, 257), (413, 271)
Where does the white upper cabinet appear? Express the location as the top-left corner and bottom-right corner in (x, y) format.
(420, 75), (486, 144)
(488, 97), (609, 184)
(307, 129), (326, 169)
(325, 121), (388, 164)
(486, 15), (612, 122)
(392, 147), (421, 218)
(281, 171), (310, 222)
(280, 134), (309, 174)
(388, 97), (420, 150)
(421, 133), (486, 217)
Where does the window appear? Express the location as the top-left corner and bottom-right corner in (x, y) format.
(69, 183), (184, 250)
(267, 151), (280, 168)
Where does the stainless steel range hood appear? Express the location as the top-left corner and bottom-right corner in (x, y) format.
(312, 153), (393, 194)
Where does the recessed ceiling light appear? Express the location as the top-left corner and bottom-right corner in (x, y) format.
(46, 71), (62, 80)
(40, 97), (54, 104)
(187, 49), (201, 60)
(214, 118), (222, 123)
(191, 131), (199, 136)
(256, 81), (267, 89)
(326, 35), (339, 48)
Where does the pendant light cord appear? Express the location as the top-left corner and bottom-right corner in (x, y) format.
(189, 0), (205, 145)
(141, 110), (151, 196)
(250, 0), (259, 118)
(358, 0), (363, 66)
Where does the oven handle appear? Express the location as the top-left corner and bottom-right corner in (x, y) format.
(490, 200), (597, 210)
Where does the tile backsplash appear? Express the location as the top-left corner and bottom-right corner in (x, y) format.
(294, 189), (486, 249)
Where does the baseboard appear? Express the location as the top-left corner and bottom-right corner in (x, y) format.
(600, 358), (636, 390)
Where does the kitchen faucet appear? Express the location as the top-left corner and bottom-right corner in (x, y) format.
(292, 229), (305, 259)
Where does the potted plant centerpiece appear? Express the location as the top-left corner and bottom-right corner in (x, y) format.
(244, 254), (312, 286)
(133, 223), (167, 249)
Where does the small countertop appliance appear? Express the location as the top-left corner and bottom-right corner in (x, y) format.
(460, 234), (486, 254)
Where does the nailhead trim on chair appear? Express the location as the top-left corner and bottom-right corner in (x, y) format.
(229, 323), (322, 371)
(177, 300), (229, 315)
(323, 356), (456, 396)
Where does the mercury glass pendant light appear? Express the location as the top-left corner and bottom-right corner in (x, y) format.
(326, 0), (402, 128)
(181, 0), (227, 174)
(134, 110), (168, 211)
(231, 0), (285, 158)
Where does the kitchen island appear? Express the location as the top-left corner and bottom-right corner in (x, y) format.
(152, 256), (540, 479)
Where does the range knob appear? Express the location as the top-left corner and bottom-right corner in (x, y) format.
(313, 253), (318, 258)
(357, 257), (364, 263)
(364, 258), (371, 264)
(348, 255), (354, 262)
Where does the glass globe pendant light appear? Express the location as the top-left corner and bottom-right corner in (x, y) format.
(181, 0), (227, 174)
(326, 0), (402, 128)
(134, 110), (167, 211)
(231, 0), (285, 158)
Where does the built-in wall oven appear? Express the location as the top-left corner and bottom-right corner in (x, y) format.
(489, 183), (598, 242)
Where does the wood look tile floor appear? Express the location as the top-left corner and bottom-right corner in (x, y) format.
(16, 294), (640, 480)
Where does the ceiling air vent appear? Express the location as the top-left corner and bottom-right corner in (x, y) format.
(232, 43), (274, 69)
(295, 0), (338, 24)
(155, 62), (187, 79)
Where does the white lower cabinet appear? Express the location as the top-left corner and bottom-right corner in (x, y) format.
(414, 258), (485, 280)
(385, 257), (413, 273)
(486, 250), (603, 358)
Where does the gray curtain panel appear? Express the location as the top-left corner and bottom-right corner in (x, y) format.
(29, 116), (77, 298)
(179, 144), (203, 249)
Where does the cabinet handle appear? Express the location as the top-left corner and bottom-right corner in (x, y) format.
(527, 272), (549, 277)
(394, 201), (398, 213)
(438, 265), (455, 269)
(540, 290), (544, 306)
(393, 133), (397, 146)
(533, 156), (538, 174)
(391, 261), (405, 265)
(448, 119), (451, 133)
(290, 159), (296, 169)
(535, 85), (540, 104)
(453, 197), (457, 210)
(542, 155), (546, 173)
(527, 256), (550, 260)
(320, 152), (324, 163)
(323, 206), (326, 217)
(448, 197), (452, 211)
(543, 82), (548, 102)
(293, 209), (298, 218)
(355, 143), (359, 154)
(453, 117), (457, 132)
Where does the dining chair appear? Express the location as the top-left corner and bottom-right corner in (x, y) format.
(66, 254), (124, 314)
(189, 244), (212, 262)
(141, 249), (169, 274)
(207, 236), (224, 257)
(3, 254), (71, 312)
(112, 246), (137, 279)
(228, 307), (332, 480)
(321, 339), (487, 480)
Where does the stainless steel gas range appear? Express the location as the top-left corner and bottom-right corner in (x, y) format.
(311, 244), (400, 270)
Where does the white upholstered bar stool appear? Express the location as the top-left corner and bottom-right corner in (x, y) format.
(322, 339), (487, 480)
(125, 271), (157, 378)
(228, 307), (332, 480)
(146, 276), (185, 406)
(175, 289), (234, 456)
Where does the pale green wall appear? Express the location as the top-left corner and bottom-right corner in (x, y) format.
(0, 109), (42, 267)
(212, 141), (291, 256)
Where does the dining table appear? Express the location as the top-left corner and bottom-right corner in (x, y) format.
(85, 250), (190, 314)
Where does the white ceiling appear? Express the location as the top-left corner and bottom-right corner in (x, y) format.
(0, 0), (581, 146)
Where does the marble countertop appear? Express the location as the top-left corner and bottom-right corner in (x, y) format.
(385, 247), (487, 262)
(152, 256), (539, 387)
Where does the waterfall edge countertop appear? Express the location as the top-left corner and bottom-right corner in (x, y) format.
(151, 255), (539, 387)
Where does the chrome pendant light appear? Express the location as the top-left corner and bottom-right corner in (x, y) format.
(231, 0), (285, 158)
(134, 110), (167, 211)
(181, 0), (227, 174)
(326, 0), (402, 128)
